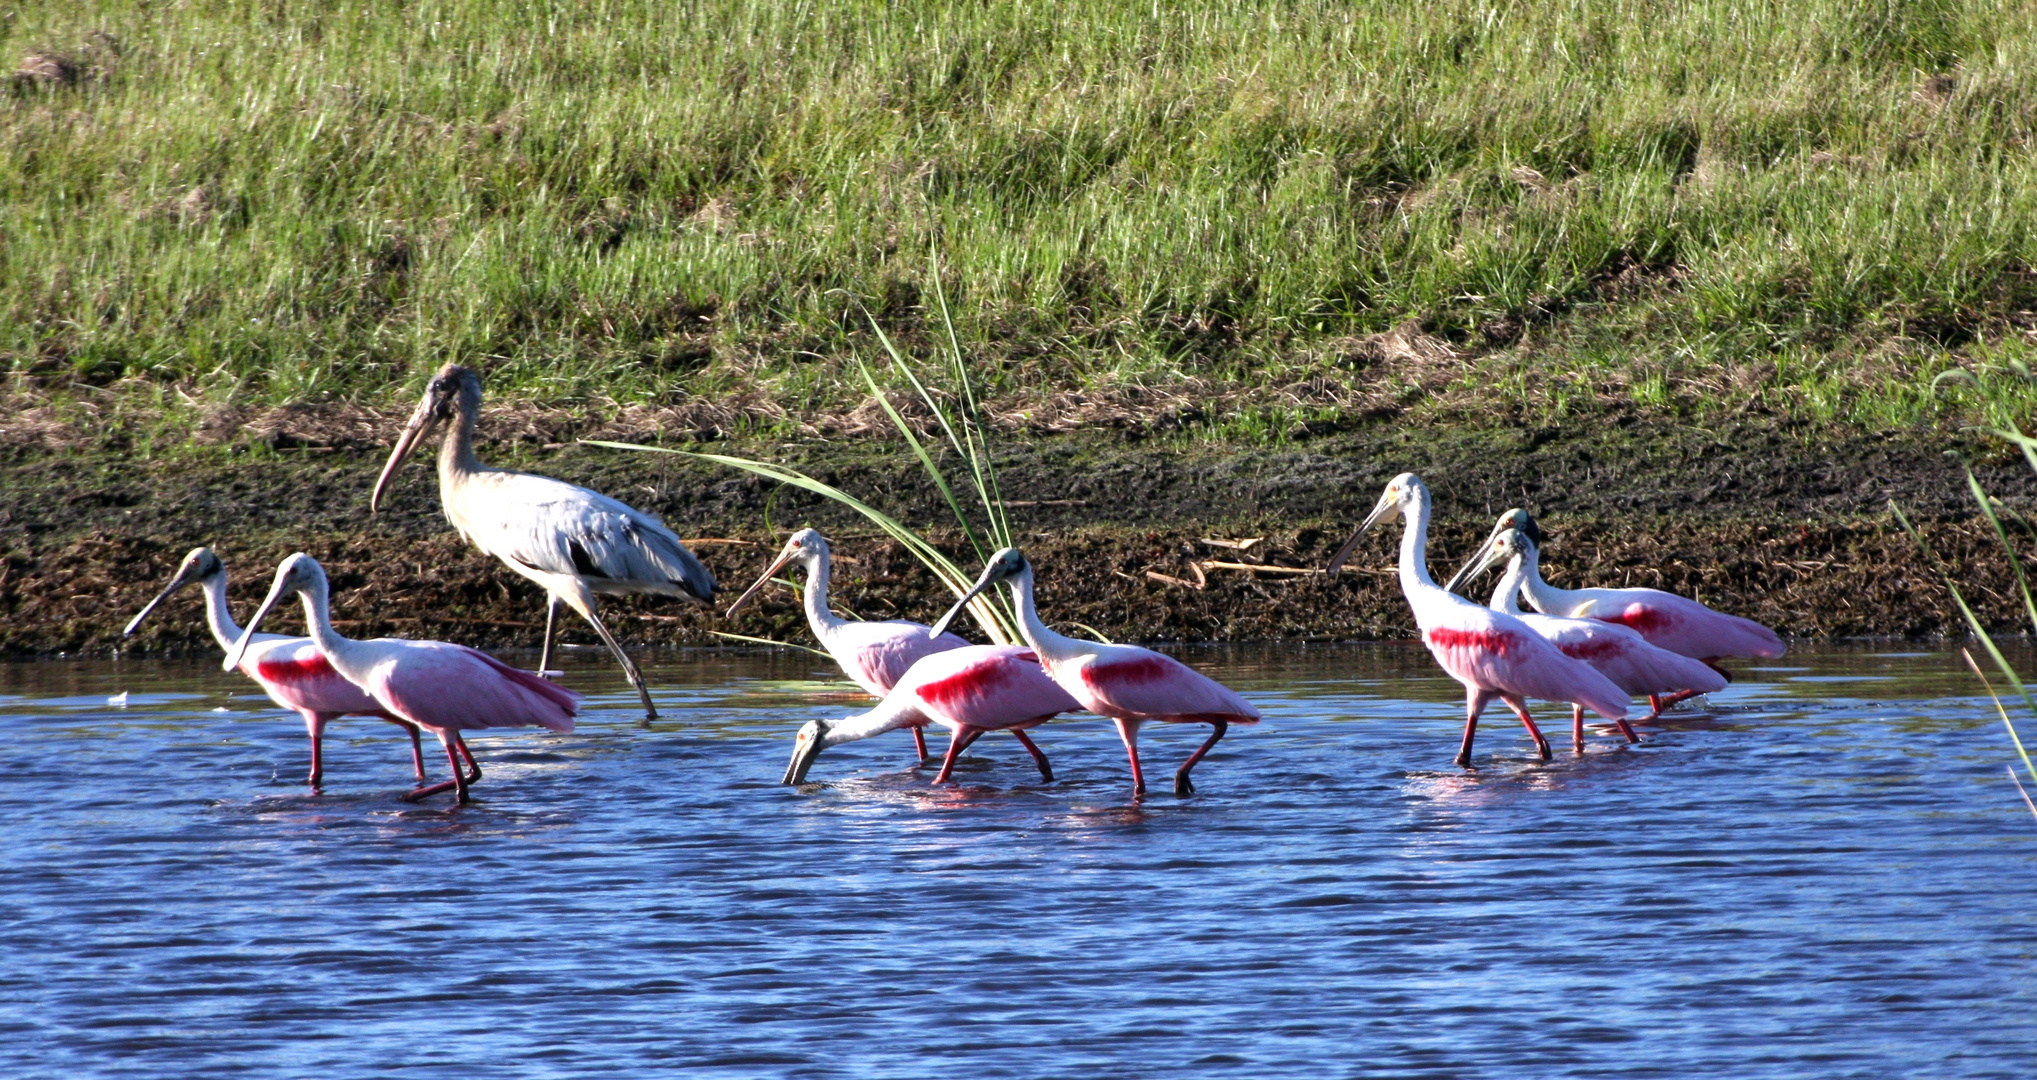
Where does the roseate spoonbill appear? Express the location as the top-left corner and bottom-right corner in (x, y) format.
(783, 645), (1078, 786)
(1471, 528), (1729, 751)
(371, 363), (715, 721)
(729, 528), (971, 762)
(929, 548), (1260, 796)
(122, 547), (438, 787)
(1325, 474), (1629, 767)
(224, 554), (579, 805)
(1447, 507), (1784, 712)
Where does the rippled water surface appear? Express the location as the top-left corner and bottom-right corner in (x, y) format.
(2, 643), (2033, 1078)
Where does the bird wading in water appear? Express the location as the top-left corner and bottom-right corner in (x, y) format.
(372, 364), (716, 720)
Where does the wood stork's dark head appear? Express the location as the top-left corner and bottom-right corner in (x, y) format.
(927, 546), (1029, 639)
(372, 364), (485, 513)
(123, 547), (227, 637)
(1444, 507), (1547, 595)
(726, 528), (831, 616)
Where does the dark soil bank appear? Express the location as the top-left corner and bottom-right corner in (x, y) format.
(3, 419), (2029, 655)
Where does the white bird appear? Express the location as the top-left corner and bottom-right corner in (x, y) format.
(372, 364), (716, 720)
(727, 528), (971, 761)
(1326, 474), (1629, 767)
(1472, 528), (1729, 751)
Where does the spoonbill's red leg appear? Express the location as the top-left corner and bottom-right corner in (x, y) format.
(1114, 718), (1148, 795)
(1172, 718), (1229, 795)
(374, 717), (428, 780)
(1010, 729), (1053, 782)
(1502, 694), (1552, 760)
(1572, 705), (1586, 754)
(305, 714), (328, 786)
(932, 724), (986, 784)
(455, 736), (482, 785)
(403, 737), (472, 804)
(1456, 688), (1492, 768)
(912, 727), (929, 763)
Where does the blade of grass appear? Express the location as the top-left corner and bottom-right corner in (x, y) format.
(1965, 468), (2037, 630)
(710, 631), (833, 658)
(854, 356), (986, 563)
(929, 250), (1013, 548)
(1963, 651), (2037, 809)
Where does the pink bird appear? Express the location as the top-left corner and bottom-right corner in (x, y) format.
(123, 547), (437, 787)
(728, 528), (971, 762)
(1326, 474), (1630, 767)
(224, 554), (579, 805)
(783, 645), (1078, 785)
(1471, 528), (1729, 751)
(1448, 508), (1785, 712)
(931, 548), (1261, 796)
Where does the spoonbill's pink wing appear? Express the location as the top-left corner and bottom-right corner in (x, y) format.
(368, 640), (579, 733)
(828, 620), (972, 695)
(1528, 616), (1729, 697)
(1421, 607), (1629, 720)
(905, 645), (1079, 730)
(1070, 645), (1261, 722)
(242, 636), (387, 717)
(1578, 590), (1784, 660)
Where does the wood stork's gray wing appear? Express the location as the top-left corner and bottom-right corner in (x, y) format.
(460, 472), (717, 598)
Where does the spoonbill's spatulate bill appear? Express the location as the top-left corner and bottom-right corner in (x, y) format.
(730, 528), (971, 762)
(371, 363), (716, 721)
(225, 554), (579, 805)
(122, 547), (433, 786)
(1449, 507), (1784, 712)
(931, 548), (1260, 796)
(1327, 474), (1629, 767)
(783, 645), (1078, 786)
(1473, 529), (1729, 751)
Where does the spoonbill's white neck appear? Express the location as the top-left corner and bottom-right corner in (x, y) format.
(1488, 556), (1529, 616)
(1396, 484), (1443, 599)
(1008, 565), (1085, 665)
(1514, 541), (1582, 616)
(290, 575), (371, 683)
(196, 573), (247, 654)
(821, 697), (920, 747)
(798, 549), (848, 638)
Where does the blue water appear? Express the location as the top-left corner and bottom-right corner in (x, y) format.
(0, 643), (2031, 1078)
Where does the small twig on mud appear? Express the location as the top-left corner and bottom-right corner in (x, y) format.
(1200, 560), (1322, 577)
(1200, 537), (1265, 553)
(678, 538), (758, 546)
(1004, 499), (1089, 507)
(1145, 569), (1203, 590)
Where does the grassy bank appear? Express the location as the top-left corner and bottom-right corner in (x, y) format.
(7, 0), (2037, 442)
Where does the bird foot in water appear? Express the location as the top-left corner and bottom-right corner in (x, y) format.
(1173, 774), (1195, 795)
(531, 669), (565, 679)
(1533, 739), (1552, 761)
(401, 779), (462, 803)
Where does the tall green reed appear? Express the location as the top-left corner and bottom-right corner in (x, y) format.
(588, 261), (1022, 643)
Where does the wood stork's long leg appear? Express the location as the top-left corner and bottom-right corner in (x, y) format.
(576, 603), (658, 721)
(537, 594), (562, 677)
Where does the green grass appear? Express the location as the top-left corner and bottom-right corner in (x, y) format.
(8, 0), (2037, 438)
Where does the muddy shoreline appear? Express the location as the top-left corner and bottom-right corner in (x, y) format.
(3, 418), (2029, 655)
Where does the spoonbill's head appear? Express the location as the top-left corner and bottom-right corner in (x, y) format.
(1444, 507), (1546, 594)
(726, 528), (830, 616)
(926, 546), (1029, 639)
(123, 547), (226, 637)
(223, 553), (331, 672)
(371, 363), (485, 513)
(1469, 527), (1536, 580)
(1326, 473), (1425, 575)
(783, 717), (832, 784)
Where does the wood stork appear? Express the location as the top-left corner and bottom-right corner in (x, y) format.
(123, 547), (439, 787)
(1472, 528), (1730, 751)
(728, 528), (972, 761)
(783, 645), (1078, 786)
(225, 554), (579, 805)
(1326, 474), (1629, 767)
(1446, 507), (1784, 712)
(371, 364), (716, 720)
(931, 548), (1260, 796)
